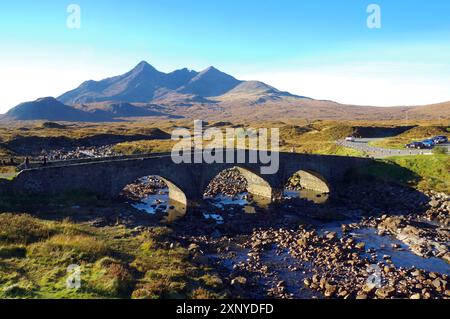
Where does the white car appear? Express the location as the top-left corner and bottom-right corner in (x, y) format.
(345, 136), (356, 142)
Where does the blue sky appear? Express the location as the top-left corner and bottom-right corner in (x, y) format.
(1, 0), (450, 111)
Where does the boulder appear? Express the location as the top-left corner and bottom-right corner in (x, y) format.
(231, 276), (247, 286)
(375, 286), (396, 299)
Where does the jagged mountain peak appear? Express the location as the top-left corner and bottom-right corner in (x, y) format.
(57, 62), (256, 104)
(135, 60), (151, 68)
(201, 66), (219, 72)
(178, 66), (241, 97)
(129, 60), (159, 74)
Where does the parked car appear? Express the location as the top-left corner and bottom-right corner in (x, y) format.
(345, 136), (356, 142)
(406, 142), (428, 149)
(421, 139), (435, 149)
(432, 136), (448, 144)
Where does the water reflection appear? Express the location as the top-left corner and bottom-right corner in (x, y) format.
(207, 193), (249, 209)
(205, 192), (271, 217)
(318, 222), (450, 275)
(131, 190), (169, 214)
(203, 212), (225, 224)
(131, 186), (328, 225)
(284, 189), (329, 204)
(354, 228), (450, 275)
(130, 187), (187, 223)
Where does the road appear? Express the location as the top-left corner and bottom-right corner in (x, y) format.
(339, 138), (450, 158)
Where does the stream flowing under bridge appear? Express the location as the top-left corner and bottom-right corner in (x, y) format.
(4, 150), (374, 211)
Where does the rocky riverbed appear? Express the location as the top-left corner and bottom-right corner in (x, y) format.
(177, 189), (449, 299)
(204, 168), (248, 198)
(113, 171), (450, 299)
(121, 176), (167, 201)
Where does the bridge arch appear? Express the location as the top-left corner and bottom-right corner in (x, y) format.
(203, 166), (275, 203)
(235, 166), (274, 200)
(119, 174), (188, 221)
(285, 169), (331, 194)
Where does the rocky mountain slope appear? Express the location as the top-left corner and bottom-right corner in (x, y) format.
(2, 61), (449, 122)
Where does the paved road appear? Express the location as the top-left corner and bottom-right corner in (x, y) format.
(338, 138), (450, 158)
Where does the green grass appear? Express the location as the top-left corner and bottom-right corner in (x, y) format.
(110, 121), (368, 157)
(0, 166), (18, 181)
(1, 120), (416, 158)
(0, 213), (226, 299)
(433, 146), (449, 155)
(278, 123), (368, 156)
(113, 140), (176, 155)
(353, 154), (450, 194)
(0, 173), (18, 181)
(318, 144), (367, 157)
(388, 155), (450, 193)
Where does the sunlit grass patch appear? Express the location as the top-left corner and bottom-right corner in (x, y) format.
(28, 234), (109, 262)
(388, 155), (450, 193)
(0, 213), (226, 299)
(113, 139), (176, 155)
(352, 155), (450, 194)
(0, 166), (18, 180)
(0, 213), (53, 245)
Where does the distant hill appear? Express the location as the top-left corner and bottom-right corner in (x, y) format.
(0, 97), (179, 122)
(405, 101), (450, 120)
(2, 61), (450, 122)
(2, 97), (110, 122)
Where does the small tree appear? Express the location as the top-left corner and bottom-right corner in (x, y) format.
(433, 146), (448, 155)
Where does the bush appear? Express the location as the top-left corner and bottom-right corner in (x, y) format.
(93, 259), (135, 296)
(29, 234), (109, 261)
(191, 288), (217, 299)
(433, 146), (448, 155)
(131, 278), (172, 299)
(1, 284), (33, 298)
(0, 214), (52, 245)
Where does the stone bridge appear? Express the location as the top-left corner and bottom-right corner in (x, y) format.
(6, 150), (373, 211)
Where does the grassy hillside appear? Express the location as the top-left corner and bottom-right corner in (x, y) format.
(277, 123), (366, 156)
(112, 122), (367, 157)
(390, 155), (450, 193)
(4, 119), (447, 161)
(113, 140), (176, 155)
(354, 154), (450, 194)
(0, 213), (225, 299)
(0, 121), (177, 142)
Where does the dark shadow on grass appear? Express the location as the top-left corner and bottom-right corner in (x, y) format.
(346, 159), (422, 187)
(0, 190), (105, 213)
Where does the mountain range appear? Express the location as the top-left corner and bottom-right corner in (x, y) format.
(2, 61), (449, 122)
